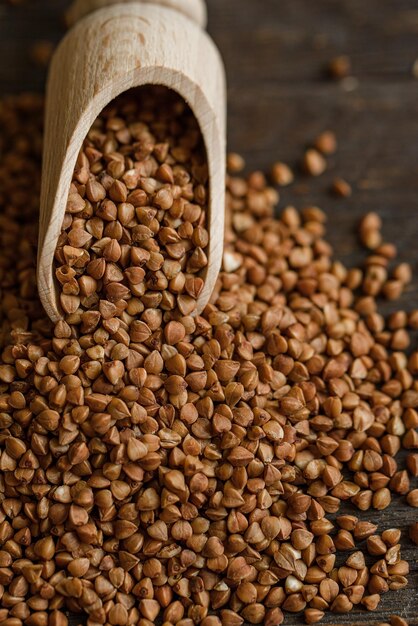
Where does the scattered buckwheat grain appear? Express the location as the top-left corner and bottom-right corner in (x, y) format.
(0, 91), (416, 626)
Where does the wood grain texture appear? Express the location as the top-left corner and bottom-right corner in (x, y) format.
(37, 0), (226, 322)
(66, 0), (207, 28)
(0, 0), (417, 624)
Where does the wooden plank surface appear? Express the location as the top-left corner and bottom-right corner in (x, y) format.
(0, 0), (417, 624)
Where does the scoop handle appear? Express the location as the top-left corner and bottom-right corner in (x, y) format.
(66, 0), (207, 28)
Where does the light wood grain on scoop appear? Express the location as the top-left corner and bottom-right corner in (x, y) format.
(38, 0), (226, 322)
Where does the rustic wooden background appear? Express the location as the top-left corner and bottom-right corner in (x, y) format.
(0, 0), (417, 624)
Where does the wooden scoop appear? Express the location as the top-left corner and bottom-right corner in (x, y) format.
(37, 0), (226, 322)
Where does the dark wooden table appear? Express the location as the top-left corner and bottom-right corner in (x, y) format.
(0, 0), (417, 624)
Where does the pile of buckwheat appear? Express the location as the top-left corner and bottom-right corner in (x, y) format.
(0, 89), (417, 626)
(55, 88), (209, 321)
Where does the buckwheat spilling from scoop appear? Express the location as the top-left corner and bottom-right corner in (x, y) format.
(55, 87), (209, 321)
(0, 92), (416, 626)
